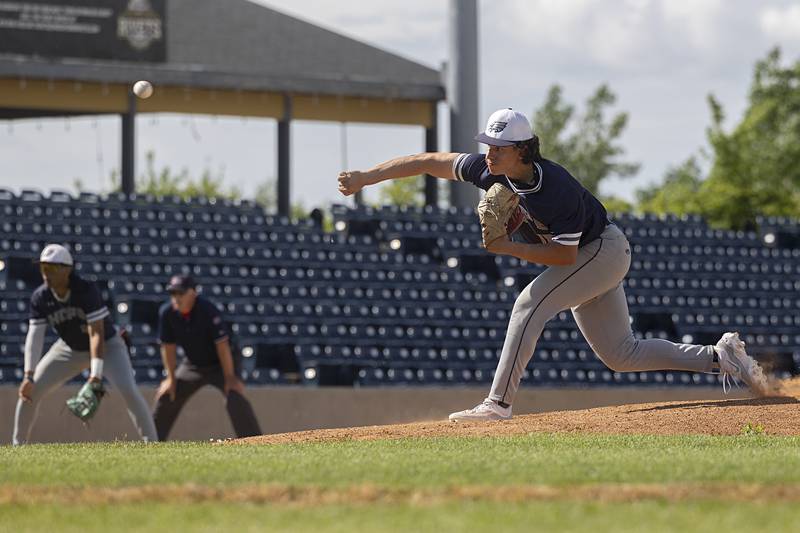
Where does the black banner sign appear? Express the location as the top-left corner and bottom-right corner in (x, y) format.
(0, 0), (166, 62)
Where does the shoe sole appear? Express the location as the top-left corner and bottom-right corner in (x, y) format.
(448, 414), (511, 422)
(719, 333), (769, 395)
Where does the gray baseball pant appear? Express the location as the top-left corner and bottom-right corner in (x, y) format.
(489, 224), (716, 405)
(13, 335), (158, 445)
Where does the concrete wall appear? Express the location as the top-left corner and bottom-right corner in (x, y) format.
(0, 385), (748, 444)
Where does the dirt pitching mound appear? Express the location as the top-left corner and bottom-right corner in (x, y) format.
(234, 379), (800, 445)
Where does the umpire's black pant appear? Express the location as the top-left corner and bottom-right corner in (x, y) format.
(152, 362), (262, 440)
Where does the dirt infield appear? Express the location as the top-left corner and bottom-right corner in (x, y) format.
(4, 483), (800, 505)
(235, 379), (800, 445)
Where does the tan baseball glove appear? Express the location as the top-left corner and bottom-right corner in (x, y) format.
(477, 183), (525, 248)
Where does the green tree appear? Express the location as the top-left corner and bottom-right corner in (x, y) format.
(136, 151), (241, 200)
(637, 155), (705, 216)
(92, 151), (242, 200)
(639, 48), (800, 229)
(600, 195), (635, 215)
(376, 175), (425, 207)
(253, 177), (313, 222)
(700, 48), (800, 228)
(254, 179), (277, 210)
(78, 153), (327, 223)
(533, 84), (640, 196)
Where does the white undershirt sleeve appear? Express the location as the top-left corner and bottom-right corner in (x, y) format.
(24, 321), (47, 374)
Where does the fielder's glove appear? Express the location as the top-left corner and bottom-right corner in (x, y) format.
(477, 183), (526, 249)
(66, 380), (105, 422)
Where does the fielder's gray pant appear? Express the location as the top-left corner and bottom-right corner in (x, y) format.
(489, 224), (716, 405)
(13, 335), (158, 445)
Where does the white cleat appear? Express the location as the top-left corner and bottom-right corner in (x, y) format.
(449, 398), (512, 422)
(715, 332), (769, 396)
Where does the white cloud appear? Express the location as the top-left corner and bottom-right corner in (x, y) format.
(660, 0), (723, 51)
(760, 4), (800, 42)
(497, 1), (667, 72)
(254, 0), (447, 68)
(496, 0), (751, 76)
(583, 2), (654, 67)
(6, 0), (799, 205)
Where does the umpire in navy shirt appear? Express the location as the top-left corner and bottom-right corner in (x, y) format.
(152, 275), (261, 440)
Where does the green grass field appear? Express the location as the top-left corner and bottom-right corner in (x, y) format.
(3, 434), (800, 532)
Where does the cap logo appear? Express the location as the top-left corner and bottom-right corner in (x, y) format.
(488, 121), (508, 134)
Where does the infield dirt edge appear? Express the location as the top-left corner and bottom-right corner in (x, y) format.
(229, 382), (800, 446)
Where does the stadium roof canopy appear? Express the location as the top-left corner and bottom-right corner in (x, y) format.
(0, 0), (445, 210)
(0, 0), (444, 125)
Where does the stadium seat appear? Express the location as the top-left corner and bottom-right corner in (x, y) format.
(2, 196), (799, 389)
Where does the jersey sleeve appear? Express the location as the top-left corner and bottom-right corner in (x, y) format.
(158, 304), (175, 344)
(24, 321), (47, 373)
(548, 195), (586, 246)
(452, 153), (504, 191)
(28, 291), (48, 327)
(81, 283), (110, 324)
(209, 305), (229, 344)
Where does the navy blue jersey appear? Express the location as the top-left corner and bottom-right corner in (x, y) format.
(29, 274), (116, 351)
(454, 153), (609, 247)
(159, 295), (229, 367)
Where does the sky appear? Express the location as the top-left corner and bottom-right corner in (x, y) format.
(2, 0), (800, 209)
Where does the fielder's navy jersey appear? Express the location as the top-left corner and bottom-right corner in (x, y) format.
(29, 274), (116, 351)
(159, 295), (229, 367)
(454, 153), (609, 247)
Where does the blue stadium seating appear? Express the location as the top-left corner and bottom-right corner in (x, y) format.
(0, 189), (797, 387)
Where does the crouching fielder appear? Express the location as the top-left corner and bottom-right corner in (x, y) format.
(13, 244), (157, 444)
(338, 108), (769, 422)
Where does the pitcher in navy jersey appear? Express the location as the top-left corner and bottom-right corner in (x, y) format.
(338, 108), (769, 421)
(13, 244), (157, 444)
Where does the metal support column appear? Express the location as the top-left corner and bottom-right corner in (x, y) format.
(448, 0), (480, 208)
(121, 89), (137, 195)
(424, 105), (439, 207)
(277, 94), (292, 217)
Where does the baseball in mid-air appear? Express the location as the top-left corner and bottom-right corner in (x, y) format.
(133, 80), (153, 99)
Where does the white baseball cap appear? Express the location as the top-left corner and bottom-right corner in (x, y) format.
(474, 108), (533, 147)
(39, 244), (73, 266)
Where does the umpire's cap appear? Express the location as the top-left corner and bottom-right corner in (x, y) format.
(166, 274), (197, 293)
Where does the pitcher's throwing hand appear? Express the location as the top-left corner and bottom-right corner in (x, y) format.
(338, 171), (366, 196)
